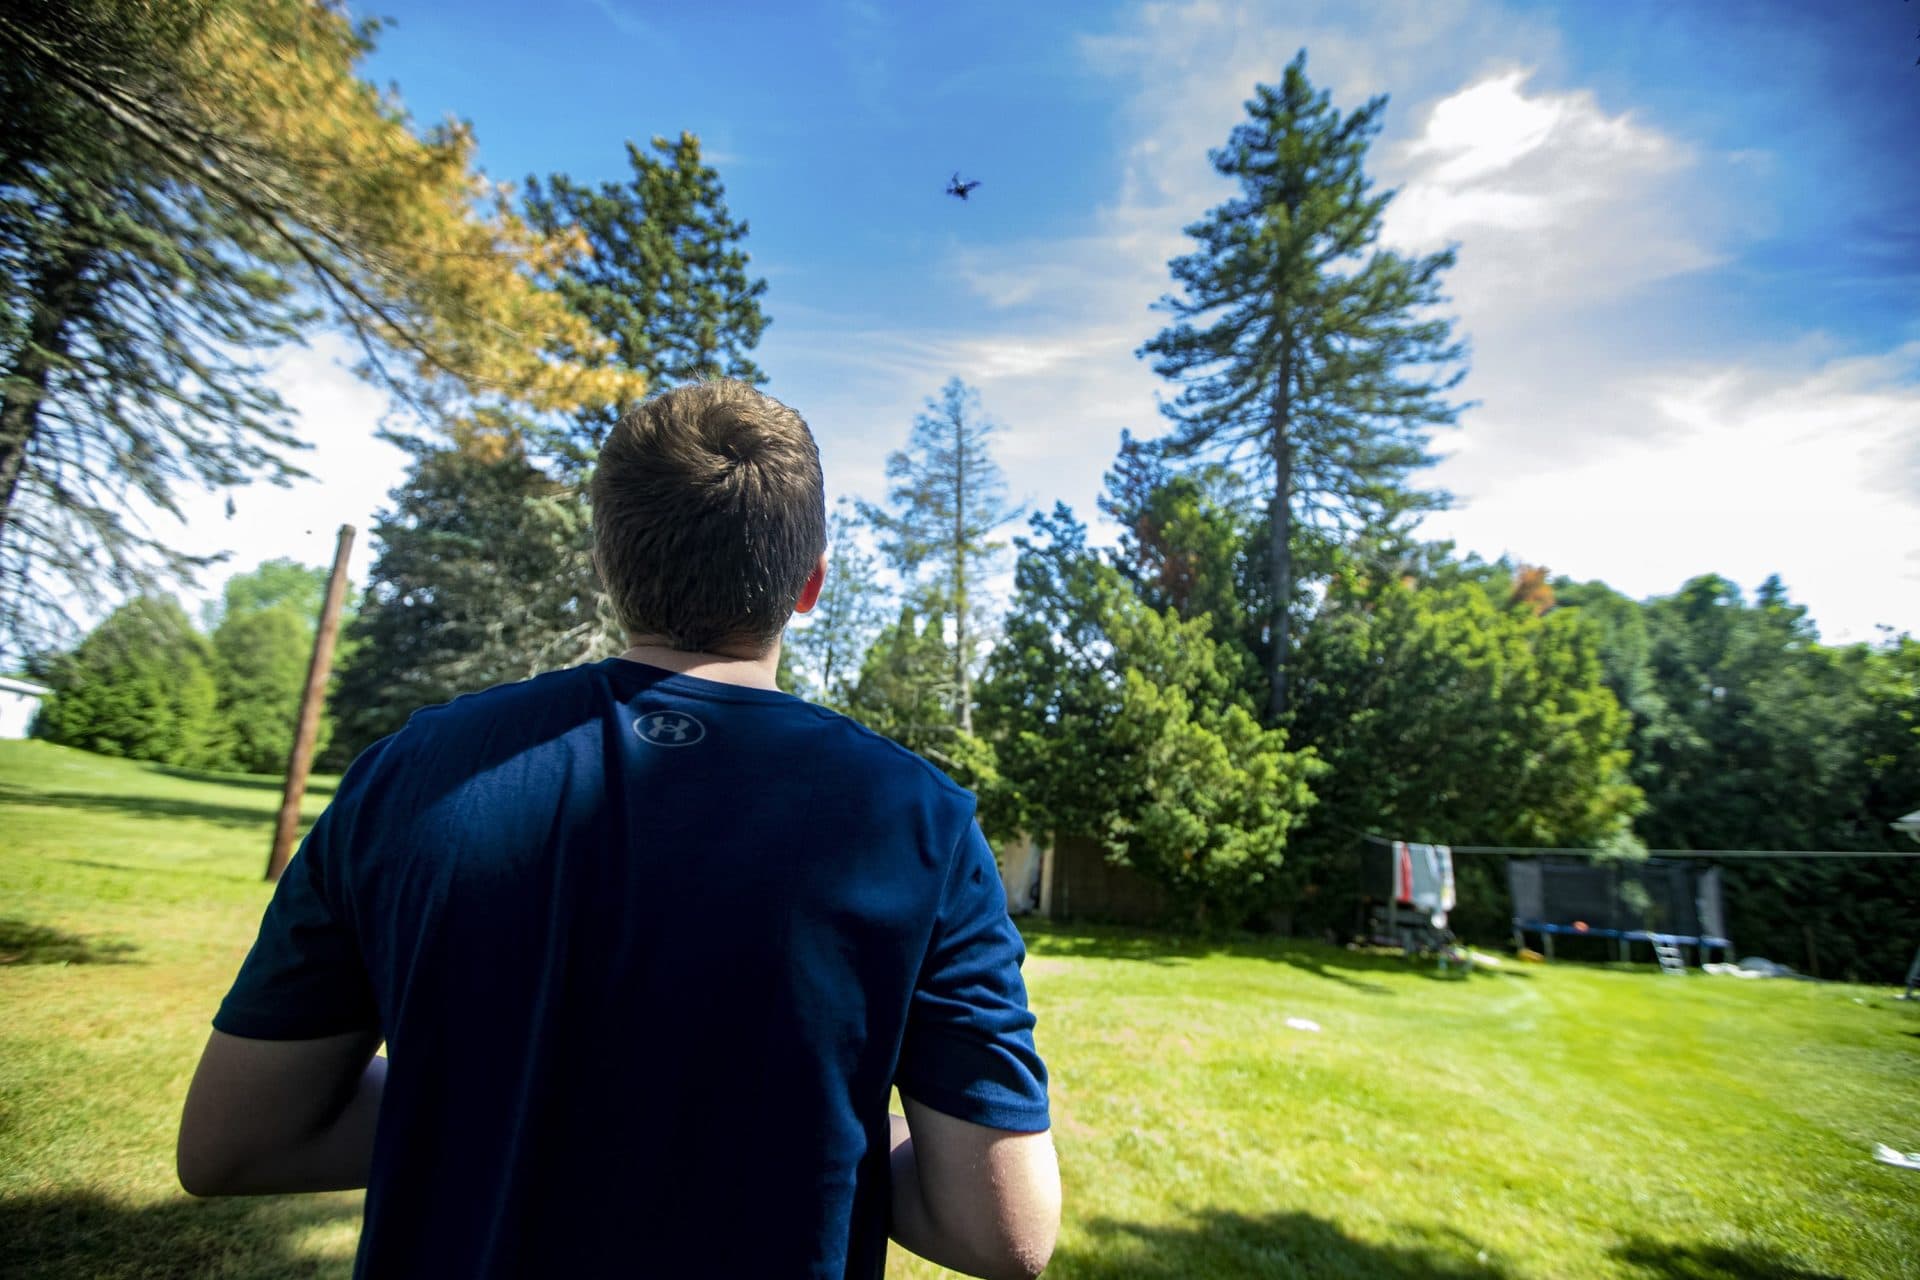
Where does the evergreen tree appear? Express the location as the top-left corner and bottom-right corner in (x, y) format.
(35, 596), (227, 767)
(1141, 52), (1467, 720)
(330, 138), (769, 756)
(844, 605), (959, 761)
(785, 500), (890, 707)
(977, 506), (1321, 927)
(1099, 432), (1262, 676)
(858, 379), (1021, 733)
(329, 424), (603, 761)
(523, 134), (769, 463)
(0, 0), (641, 657)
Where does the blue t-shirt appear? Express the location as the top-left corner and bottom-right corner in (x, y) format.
(215, 658), (1049, 1279)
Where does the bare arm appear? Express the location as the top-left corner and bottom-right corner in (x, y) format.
(889, 1093), (1060, 1280)
(177, 1028), (385, 1196)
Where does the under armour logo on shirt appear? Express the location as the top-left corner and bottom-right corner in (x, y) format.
(634, 712), (706, 747)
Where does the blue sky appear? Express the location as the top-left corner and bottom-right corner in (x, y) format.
(176, 0), (1920, 640)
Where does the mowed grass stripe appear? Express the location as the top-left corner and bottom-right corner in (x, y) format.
(2, 739), (1916, 1279)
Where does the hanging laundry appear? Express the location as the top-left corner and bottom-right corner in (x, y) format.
(1406, 843), (1457, 928)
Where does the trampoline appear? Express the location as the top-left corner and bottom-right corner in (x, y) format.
(1509, 857), (1732, 964)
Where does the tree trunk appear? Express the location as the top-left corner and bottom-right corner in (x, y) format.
(0, 243), (88, 537)
(1267, 352), (1294, 723)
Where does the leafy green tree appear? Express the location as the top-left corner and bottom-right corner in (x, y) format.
(523, 134), (769, 463)
(1287, 567), (1641, 938)
(1630, 575), (1916, 979)
(1141, 52), (1467, 720)
(1861, 636), (1920, 825)
(35, 595), (227, 767)
(204, 559), (329, 631)
(211, 604), (322, 774)
(1551, 577), (1687, 795)
(0, 0), (640, 657)
(786, 501), (890, 707)
(977, 506), (1321, 927)
(858, 379), (1021, 733)
(1635, 575), (1866, 850)
(329, 426), (603, 761)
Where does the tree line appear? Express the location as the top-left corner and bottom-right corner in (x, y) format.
(33, 560), (337, 775)
(9, 15), (1915, 979)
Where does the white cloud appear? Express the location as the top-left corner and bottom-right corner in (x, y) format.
(1423, 345), (1920, 642)
(1384, 69), (1719, 311)
(159, 335), (407, 618)
(1378, 66), (1920, 640)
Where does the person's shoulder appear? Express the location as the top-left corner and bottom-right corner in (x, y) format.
(404, 664), (599, 733)
(369, 665), (604, 781)
(789, 701), (975, 805)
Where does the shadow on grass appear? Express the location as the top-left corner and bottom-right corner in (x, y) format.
(0, 785), (279, 831)
(1611, 1235), (1847, 1280)
(0, 1190), (359, 1280)
(145, 763), (336, 798)
(0, 918), (139, 966)
(1050, 1208), (1513, 1278)
(1020, 919), (1531, 995)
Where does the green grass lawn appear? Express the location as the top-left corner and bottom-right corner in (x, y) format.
(3, 737), (1917, 1279)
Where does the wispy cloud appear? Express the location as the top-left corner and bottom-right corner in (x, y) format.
(1385, 70), (1719, 307)
(836, 0), (896, 124)
(580, 0), (667, 44)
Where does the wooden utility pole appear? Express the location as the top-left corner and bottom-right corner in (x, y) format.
(266, 524), (355, 882)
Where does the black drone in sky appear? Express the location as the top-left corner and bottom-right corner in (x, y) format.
(945, 172), (981, 200)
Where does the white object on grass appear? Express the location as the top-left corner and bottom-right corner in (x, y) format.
(1702, 962), (1760, 978)
(1874, 1143), (1920, 1171)
(1284, 1017), (1322, 1033)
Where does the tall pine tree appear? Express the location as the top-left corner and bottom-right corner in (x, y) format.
(328, 136), (772, 749)
(1141, 52), (1467, 720)
(523, 134), (769, 464)
(858, 379), (1021, 733)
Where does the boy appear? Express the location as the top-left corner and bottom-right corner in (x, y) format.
(177, 380), (1060, 1279)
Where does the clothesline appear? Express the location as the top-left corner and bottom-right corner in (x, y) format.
(1360, 835), (1920, 860)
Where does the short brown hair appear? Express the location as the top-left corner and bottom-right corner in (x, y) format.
(591, 380), (827, 653)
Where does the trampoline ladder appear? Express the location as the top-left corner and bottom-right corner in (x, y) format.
(1651, 939), (1687, 976)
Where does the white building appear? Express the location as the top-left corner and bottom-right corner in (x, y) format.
(0, 676), (51, 740)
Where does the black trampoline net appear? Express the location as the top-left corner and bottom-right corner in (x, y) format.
(1506, 857), (1727, 938)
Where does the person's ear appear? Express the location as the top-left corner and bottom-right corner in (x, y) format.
(794, 551), (828, 615)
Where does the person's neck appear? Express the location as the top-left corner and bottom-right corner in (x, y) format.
(617, 635), (784, 691)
